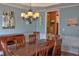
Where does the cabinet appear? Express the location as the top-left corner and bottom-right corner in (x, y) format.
(0, 34), (25, 49)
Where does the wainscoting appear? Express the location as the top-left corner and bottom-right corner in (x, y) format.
(61, 35), (79, 55)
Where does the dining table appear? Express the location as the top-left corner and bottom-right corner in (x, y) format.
(12, 39), (54, 56)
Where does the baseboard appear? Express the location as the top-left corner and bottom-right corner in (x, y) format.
(61, 51), (78, 56)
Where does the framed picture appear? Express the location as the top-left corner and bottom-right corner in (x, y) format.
(2, 10), (15, 29)
(67, 18), (78, 26)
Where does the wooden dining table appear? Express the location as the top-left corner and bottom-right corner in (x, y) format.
(12, 40), (54, 56)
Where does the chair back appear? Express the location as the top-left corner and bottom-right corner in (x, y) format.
(52, 39), (61, 56)
(52, 39), (58, 55)
(29, 34), (36, 43)
(35, 47), (48, 56)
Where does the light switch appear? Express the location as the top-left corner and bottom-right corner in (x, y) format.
(62, 28), (65, 31)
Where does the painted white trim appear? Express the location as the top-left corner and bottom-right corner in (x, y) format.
(44, 12), (46, 37)
(45, 4), (79, 12)
(58, 9), (60, 35)
(61, 35), (79, 55)
(46, 9), (59, 13)
(59, 4), (79, 9)
(0, 4), (44, 11)
(61, 49), (78, 55)
(0, 51), (4, 56)
(1, 3), (79, 11)
(0, 3), (25, 9)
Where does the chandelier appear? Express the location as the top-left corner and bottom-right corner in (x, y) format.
(21, 3), (39, 24)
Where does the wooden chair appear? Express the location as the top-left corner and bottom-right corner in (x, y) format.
(0, 41), (16, 56)
(52, 39), (57, 56)
(15, 35), (25, 49)
(29, 34), (36, 44)
(52, 39), (61, 56)
(33, 32), (40, 40)
(47, 40), (54, 56)
(33, 47), (48, 56)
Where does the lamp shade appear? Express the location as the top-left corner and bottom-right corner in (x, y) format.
(24, 14), (28, 18)
(27, 11), (33, 16)
(35, 12), (39, 17)
(33, 14), (37, 18)
(21, 13), (26, 17)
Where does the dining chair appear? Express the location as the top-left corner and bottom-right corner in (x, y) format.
(29, 34), (36, 44)
(15, 35), (25, 49)
(33, 32), (40, 40)
(52, 39), (57, 56)
(0, 41), (16, 56)
(47, 40), (54, 56)
(33, 47), (48, 56)
(52, 38), (61, 56)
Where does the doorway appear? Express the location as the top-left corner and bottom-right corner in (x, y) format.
(46, 11), (59, 36)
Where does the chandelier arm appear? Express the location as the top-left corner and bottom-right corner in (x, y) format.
(29, 3), (32, 10)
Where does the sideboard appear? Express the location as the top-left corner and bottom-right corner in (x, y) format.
(0, 34), (26, 49)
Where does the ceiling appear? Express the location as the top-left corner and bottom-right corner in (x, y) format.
(1, 3), (58, 9)
(18, 3), (58, 7)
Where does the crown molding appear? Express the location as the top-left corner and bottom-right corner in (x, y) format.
(1, 3), (79, 12)
(45, 3), (79, 12)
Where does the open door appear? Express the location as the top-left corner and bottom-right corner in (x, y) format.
(46, 11), (59, 38)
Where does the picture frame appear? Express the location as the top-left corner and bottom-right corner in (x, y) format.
(2, 10), (15, 29)
(67, 18), (78, 26)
